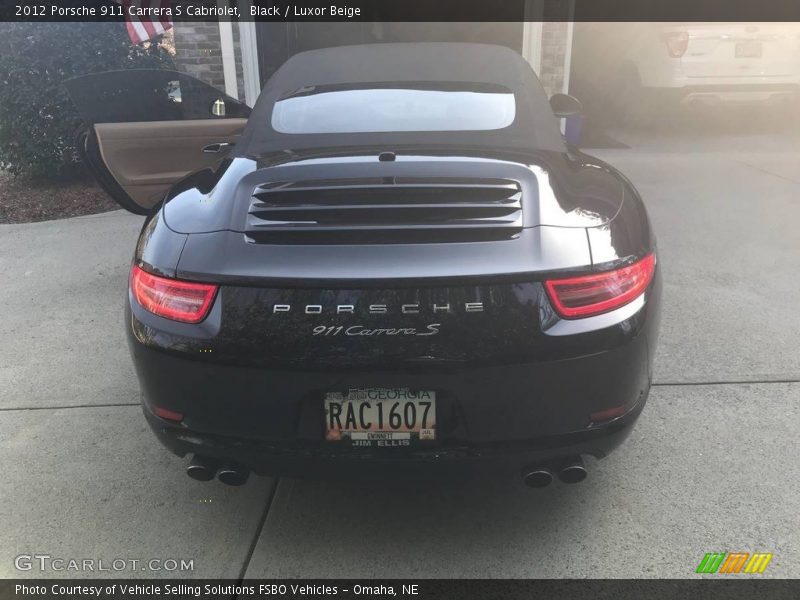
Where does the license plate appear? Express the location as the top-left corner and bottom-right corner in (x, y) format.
(735, 41), (762, 58)
(324, 388), (436, 445)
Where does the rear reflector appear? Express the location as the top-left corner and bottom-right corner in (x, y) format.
(545, 253), (656, 319)
(153, 405), (184, 422)
(130, 265), (218, 324)
(661, 31), (689, 58)
(590, 406), (627, 423)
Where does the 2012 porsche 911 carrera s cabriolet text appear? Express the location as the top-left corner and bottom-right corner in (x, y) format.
(66, 43), (661, 488)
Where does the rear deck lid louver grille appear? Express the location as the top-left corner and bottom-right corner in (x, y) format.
(245, 177), (523, 244)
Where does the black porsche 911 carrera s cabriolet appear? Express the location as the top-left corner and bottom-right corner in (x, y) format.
(66, 43), (660, 488)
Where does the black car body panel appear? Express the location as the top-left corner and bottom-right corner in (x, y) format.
(71, 43), (661, 483)
(159, 150), (647, 285)
(129, 264), (660, 479)
(125, 144), (661, 478)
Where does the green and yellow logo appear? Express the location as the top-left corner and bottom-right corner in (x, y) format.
(696, 552), (773, 574)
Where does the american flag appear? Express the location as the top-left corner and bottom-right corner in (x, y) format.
(116, 0), (174, 45)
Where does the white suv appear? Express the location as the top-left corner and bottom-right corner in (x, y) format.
(573, 22), (800, 116)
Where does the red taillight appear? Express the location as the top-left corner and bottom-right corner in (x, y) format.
(130, 265), (218, 324)
(545, 253), (656, 319)
(661, 31), (689, 58)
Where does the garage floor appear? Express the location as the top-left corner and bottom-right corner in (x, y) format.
(1, 128), (798, 579)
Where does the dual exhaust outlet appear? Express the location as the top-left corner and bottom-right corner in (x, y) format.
(186, 455), (249, 486)
(522, 456), (587, 488)
(187, 454), (587, 488)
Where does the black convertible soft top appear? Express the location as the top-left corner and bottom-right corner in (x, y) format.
(234, 43), (566, 157)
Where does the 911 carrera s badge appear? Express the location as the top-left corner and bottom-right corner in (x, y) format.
(312, 324), (440, 337)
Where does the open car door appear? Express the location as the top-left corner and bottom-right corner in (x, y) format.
(65, 69), (251, 215)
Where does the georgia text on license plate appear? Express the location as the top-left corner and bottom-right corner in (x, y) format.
(324, 388), (436, 447)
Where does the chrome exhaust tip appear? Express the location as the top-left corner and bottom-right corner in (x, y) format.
(186, 455), (217, 482)
(522, 467), (554, 488)
(558, 456), (588, 484)
(216, 463), (250, 486)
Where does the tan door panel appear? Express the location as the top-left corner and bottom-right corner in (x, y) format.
(95, 119), (247, 209)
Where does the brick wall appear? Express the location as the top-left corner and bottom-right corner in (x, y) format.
(539, 22), (569, 97)
(534, 0), (574, 97)
(172, 22), (245, 99)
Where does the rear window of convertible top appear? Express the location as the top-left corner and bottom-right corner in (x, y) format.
(270, 82), (517, 134)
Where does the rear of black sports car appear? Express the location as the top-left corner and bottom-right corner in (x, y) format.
(122, 43), (661, 487)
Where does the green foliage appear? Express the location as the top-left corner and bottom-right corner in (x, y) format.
(0, 23), (174, 180)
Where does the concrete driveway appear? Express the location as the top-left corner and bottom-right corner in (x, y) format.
(1, 130), (798, 579)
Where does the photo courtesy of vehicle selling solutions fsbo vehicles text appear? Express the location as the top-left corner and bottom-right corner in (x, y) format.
(0, 1), (798, 598)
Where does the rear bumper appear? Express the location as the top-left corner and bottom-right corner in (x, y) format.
(128, 285), (659, 479)
(143, 398), (645, 481)
(644, 83), (800, 107)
